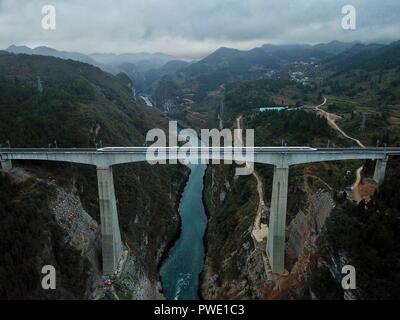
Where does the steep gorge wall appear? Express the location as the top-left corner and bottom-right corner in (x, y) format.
(0, 169), (90, 299)
(201, 165), (267, 299)
(0, 161), (186, 300)
(201, 164), (337, 300)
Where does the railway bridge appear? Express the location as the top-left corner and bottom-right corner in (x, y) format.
(1, 147), (399, 274)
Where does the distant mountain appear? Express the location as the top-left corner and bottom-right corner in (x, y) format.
(321, 42), (388, 71)
(4, 45), (190, 95)
(5, 45), (184, 72)
(260, 41), (360, 56)
(313, 40), (361, 55)
(90, 52), (182, 70)
(317, 40), (400, 105)
(107, 58), (190, 94)
(347, 41), (400, 70)
(152, 42), (344, 110)
(89, 52), (191, 93)
(161, 60), (191, 72)
(141, 60), (190, 92)
(199, 43), (334, 69)
(200, 47), (242, 63)
(179, 41), (356, 77)
(6, 45), (98, 66)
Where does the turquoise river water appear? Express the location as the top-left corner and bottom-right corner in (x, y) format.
(160, 133), (208, 300)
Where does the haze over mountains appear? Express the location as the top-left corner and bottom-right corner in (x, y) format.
(4, 40), (364, 69)
(5, 44), (185, 69)
(2, 40), (380, 94)
(5, 44), (191, 93)
(4, 39), (400, 109)
(151, 40), (400, 114)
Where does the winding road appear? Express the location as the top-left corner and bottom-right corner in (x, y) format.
(314, 97), (366, 203)
(314, 97), (365, 148)
(243, 96), (368, 237)
(235, 116), (268, 243)
(237, 95), (368, 243)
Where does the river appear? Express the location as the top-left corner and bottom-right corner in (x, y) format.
(139, 95), (154, 107)
(160, 131), (208, 300)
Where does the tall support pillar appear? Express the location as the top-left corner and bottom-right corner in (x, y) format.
(373, 158), (388, 185)
(97, 166), (123, 275)
(267, 165), (289, 274)
(0, 160), (12, 172)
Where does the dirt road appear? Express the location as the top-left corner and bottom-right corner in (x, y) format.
(351, 167), (364, 203)
(315, 97), (366, 203)
(315, 98), (365, 148)
(252, 170), (269, 242)
(235, 116), (268, 243)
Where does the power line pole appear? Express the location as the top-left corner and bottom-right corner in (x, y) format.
(37, 76), (43, 93)
(361, 113), (366, 130)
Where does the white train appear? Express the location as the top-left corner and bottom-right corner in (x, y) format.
(97, 147), (318, 152)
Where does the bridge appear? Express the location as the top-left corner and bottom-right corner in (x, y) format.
(1, 147), (399, 275)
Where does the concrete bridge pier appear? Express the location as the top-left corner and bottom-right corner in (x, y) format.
(374, 158), (388, 185)
(267, 165), (289, 274)
(97, 166), (123, 275)
(0, 160), (12, 172)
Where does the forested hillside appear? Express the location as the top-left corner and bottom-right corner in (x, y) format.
(0, 174), (89, 299)
(0, 52), (187, 299)
(310, 158), (400, 299)
(152, 42), (335, 116)
(0, 52), (166, 147)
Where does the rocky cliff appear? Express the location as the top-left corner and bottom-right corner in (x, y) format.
(0, 162), (186, 300)
(202, 157), (400, 300)
(201, 163), (339, 300)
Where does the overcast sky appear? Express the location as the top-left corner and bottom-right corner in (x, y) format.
(0, 0), (399, 58)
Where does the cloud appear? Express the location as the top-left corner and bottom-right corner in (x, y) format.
(0, 0), (399, 58)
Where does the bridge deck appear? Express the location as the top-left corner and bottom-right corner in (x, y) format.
(1, 147), (400, 153)
(1, 147), (399, 167)
(1, 146), (398, 275)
